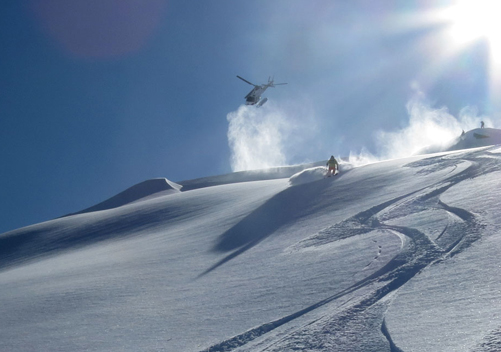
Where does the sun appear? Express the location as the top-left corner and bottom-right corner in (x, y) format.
(441, 0), (501, 118)
(432, 0), (501, 114)
(446, 0), (501, 51)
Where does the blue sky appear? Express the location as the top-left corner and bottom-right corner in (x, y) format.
(1, 0), (496, 234)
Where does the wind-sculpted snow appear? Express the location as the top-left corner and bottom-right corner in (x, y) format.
(3, 148), (501, 351)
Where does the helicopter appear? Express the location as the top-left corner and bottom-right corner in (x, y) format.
(236, 75), (287, 107)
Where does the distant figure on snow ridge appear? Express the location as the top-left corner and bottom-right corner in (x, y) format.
(326, 155), (339, 177)
(481, 121), (485, 128)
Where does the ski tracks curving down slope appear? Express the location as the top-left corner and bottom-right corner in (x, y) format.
(203, 147), (501, 352)
(3, 148), (501, 352)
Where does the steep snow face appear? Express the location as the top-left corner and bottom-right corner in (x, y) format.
(2, 147), (501, 351)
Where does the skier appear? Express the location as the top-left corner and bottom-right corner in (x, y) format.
(326, 155), (339, 177)
(481, 121), (485, 128)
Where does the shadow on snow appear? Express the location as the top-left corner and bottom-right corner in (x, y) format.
(198, 177), (337, 278)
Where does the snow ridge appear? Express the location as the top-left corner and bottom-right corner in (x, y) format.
(71, 178), (181, 215)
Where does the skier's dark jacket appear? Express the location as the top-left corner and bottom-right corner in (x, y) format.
(327, 156), (338, 168)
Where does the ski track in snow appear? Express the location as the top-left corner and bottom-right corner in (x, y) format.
(203, 148), (500, 352)
(3, 148), (501, 351)
(472, 326), (501, 352)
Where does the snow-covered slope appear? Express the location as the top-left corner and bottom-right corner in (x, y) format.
(2, 147), (501, 351)
(178, 161), (325, 191)
(418, 128), (501, 155)
(447, 128), (501, 151)
(70, 177), (182, 215)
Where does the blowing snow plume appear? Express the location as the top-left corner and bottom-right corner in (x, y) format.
(227, 105), (288, 171)
(375, 95), (491, 160)
(343, 94), (492, 169)
(227, 103), (316, 171)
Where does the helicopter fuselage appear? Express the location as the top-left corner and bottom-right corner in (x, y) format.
(237, 76), (286, 107)
(245, 85), (269, 105)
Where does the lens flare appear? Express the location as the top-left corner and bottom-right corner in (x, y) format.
(29, 0), (168, 59)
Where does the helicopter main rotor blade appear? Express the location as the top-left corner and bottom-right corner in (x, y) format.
(237, 75), (257, 86)
(273, 83), (287, 85)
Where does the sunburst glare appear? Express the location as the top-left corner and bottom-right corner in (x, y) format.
(437, 0), (501, 115)
(441, 0), (501, 59)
